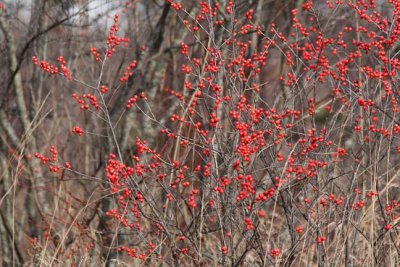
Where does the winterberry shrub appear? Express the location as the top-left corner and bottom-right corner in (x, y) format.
(3, 0), (400, 266)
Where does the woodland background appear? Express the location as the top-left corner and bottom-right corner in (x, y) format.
(1, 0), (400, 266)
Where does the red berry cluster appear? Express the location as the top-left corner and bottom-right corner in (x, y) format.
(32, 55), (72, 80)
(106, 14), (129, 57)
(72, 126), (83, 136)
